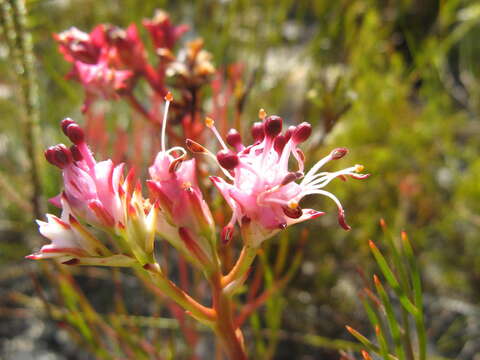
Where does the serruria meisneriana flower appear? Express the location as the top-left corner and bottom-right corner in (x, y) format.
(187, 110), (369, 248)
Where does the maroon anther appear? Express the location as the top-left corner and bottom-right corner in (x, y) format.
(280, 171), (303, 186)
(331, 147), (348, 160)
(45, 144), (72, 168)
(251, 122), (265, 142)
(226, 129), (243, 150)
(273, 134), (287, 154)
(264, 115), (283, 138)
(217, 149), (239, 170)
(61, 118), (75, 135)
(292, 122), (312, 143)
(66, 123), (85, 145)
(70, 145), (83, 161)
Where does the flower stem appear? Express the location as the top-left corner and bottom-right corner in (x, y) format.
(222, 245), (257, 289)
(211, 273), (247, 360)
(143, 263), (215, 324)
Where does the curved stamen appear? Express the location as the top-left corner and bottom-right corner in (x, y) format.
(303, 166), (359, 189)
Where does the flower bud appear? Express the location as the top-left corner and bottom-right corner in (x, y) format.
(273, 134), (287, 154)
(285, 125), (296, 141)
(66, 123), (85, 145)
(226, 129), (242, 149)
(251, 122), (265, 143)
(61, 118), (75, 136)
(264, 115), (283, 138)
(292, 122), (312, 143)
(217, 149), (239, 170)
(330, 147), (348, 160)
(45, 144), (73, 168)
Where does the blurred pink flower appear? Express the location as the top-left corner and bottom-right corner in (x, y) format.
(69, 60), (134, 112)
(143, 10), (189, 50)
(54, 25), (106, 64)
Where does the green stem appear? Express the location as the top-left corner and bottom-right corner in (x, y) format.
(222, 245), (258, 290)
(143, 263), (215, 324)
(5, 0), (44, 221)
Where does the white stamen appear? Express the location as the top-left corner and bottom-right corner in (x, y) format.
(302, 153), (334, 185)
(206, 117), (229, 151)
(161, 99), (171, 153)
(298, 188), (344, 213)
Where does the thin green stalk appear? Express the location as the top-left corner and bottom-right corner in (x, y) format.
(1, 0), (44, 221)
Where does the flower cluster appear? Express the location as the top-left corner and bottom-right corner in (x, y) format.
(29, 96), (367, 268)
(54, 10), (199, 113)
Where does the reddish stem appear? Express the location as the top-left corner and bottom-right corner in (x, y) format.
(211, 273), (247, 360)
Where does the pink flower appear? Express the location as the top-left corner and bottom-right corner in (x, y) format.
(27, 198), (136, 267)
(105, 24), (148, 71)
(69, 60), (134, 112)
(54, 26), (106, 64)
(192, 112), (369, 247)
(143, 10), (189, 50)
(45, 119), (125, 228)
(147, 94), (217, 270)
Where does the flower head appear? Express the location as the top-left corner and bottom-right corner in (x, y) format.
(69, 60), (134, 113)
(147, 93), (218, 271)
(192, 110), (369, 247)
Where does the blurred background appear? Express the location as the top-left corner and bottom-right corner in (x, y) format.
(1, 0), (480, 359)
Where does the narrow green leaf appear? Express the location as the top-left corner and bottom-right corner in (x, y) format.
(370, 241), (418, 317)
(374, 275), (406, 360)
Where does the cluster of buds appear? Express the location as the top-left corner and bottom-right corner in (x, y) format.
(28, 119), (157, 265)
(187, 110), (369, 247)
(54, 10), (210, 115)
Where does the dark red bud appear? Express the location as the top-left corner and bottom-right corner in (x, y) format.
(285, 125), (296, 141)
(61, 118), (75, 135)
(70, 145), (83, 161)
(45, 144), (73, 168)
(273, 134), (287, 154)
(282, 205), (303, 219)
(226, 129), (242, 149)
(216, 149), (239, 170)
(264, 115), (283, 138)
(292, 122), (312, 143)
(331, 147), (348, 160)
(66, 123), (85, 145)
(251, 122), (265, 143)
